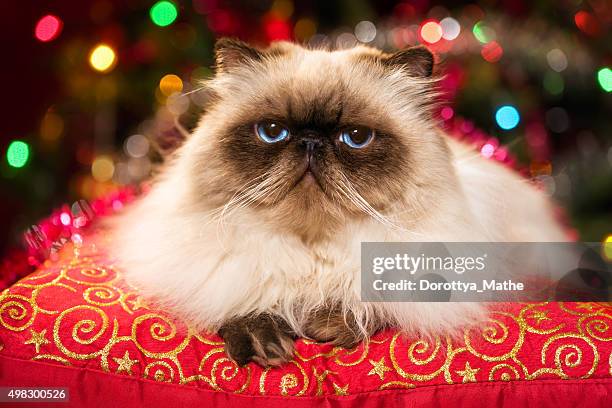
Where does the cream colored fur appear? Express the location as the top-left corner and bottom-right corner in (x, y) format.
(107, 43), (568, 339)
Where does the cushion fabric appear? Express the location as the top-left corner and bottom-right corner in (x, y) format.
(1, 236), (611, 407)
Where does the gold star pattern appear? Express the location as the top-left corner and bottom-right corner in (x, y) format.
(368, 357), (391, 380)
(332, 383), (349, 396)
(128, 296), (148, 311)
(529, 310), (551, 325)
(313, 368), (336, 396)
(456, 361), (479, 383)
(24, 329), (49, 353)
(113, 351), (139, 375)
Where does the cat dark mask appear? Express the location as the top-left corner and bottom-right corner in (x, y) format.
(189, 39), (448, 236)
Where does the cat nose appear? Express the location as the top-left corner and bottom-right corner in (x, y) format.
(298, 134), (323, 153)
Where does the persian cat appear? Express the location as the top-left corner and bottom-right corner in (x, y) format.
(110, 39), (567, 367)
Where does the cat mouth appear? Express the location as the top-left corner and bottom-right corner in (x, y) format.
(293, 160), (324, 191)
(300, 169), (319, 188)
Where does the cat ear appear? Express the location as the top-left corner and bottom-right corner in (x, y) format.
(382, 45), (434, 77)
(214, 38), (263, 73)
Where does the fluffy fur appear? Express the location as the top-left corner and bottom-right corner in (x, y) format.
(108, 40), (567, 359)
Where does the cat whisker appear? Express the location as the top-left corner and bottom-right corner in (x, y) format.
(333, 173), (409, 233)
(213, 174), (287, 241)
(178, 85), (208, 97)
(201, 172), (272, 223)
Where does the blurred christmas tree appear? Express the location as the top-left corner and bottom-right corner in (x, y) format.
(1, 0), (611, 262)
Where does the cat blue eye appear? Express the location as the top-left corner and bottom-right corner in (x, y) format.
(255, 121), (290, 143)
(339, 126), (375, 148)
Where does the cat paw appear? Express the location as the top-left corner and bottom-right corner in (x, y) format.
(219, 313), (295, 367)
(304, 307), (378, 349)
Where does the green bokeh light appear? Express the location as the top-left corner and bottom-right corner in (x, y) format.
(150, 1), (178, 27)
(6, 140), (30, 168)
(597, 67), (612, 92)
(543, 72), (564, 95)
(472, 21), (494, 44)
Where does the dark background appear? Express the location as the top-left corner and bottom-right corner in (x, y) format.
(1, 0), (610, 260)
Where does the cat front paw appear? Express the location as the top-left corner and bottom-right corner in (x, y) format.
(304, 307), (379, 349)
(218, 313), (295, 367)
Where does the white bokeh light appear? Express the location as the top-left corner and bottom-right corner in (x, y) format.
(440, 17), (461, 40)
(124, 134), (150, 158)
(354, 21), (376, 43)
(546, 49), (568, 72)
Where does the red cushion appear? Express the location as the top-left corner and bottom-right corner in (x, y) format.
(1, 235), (611, 407)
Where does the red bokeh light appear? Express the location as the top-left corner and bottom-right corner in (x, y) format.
(440, 106), (454, 121)
(574, 11), (601, 36)
(481, 41), (503, 63)
(34, 15), (63, 42)
(264, 16), (292, 41)
(206, 9), (238, 35)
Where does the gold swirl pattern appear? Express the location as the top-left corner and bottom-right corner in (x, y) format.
(53, 305), (111, 359)
(83, 286), (122, 307)
(464, 312), (524, 362)
(540, 334), (598, 379)
(488, 363), (520, 381)
(0, 238), (611, 397)
(578, 312), (612, 341)
(390, 334), (449, 382)
(260, 361), (309, 396)
(144, 360), (175, 382)
(0, 295), (36, 331)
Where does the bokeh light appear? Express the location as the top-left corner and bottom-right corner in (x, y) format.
(6, 140), (30, 168)
(480, 143), (495, 158)
(159, 74), (183, 96)
(60, 212), (71, 226)
(546, 49), (568, 72)
(495, 105), (520, 130)
(336, 32), (357, 49)
(40, 111), (64, 143)
(420, 21), (442, 44)
(150, 1), (178, 27)
(597, 67), (612, 92)
(91, 156), (115, 182)
(89, 44), (117, 73)
(167, 93), (190, 115)
(34, 15), (63, 42)
(543, 72), (565, 95)
(354, 21), (376, 43)
(481, 41), (503, 63)
(604, 234), (612, 261)
(574, 11), (600, 36)
(440, 17), (460, 40)
(545, 107), (570, 133)
(124, 135), (150, 158)
(472, 21), (495, 44)
(440, 106), (454, 120)
(127, 157), (152, 180)
(264, 17), (292, 41)
(294, 18), (316, 41)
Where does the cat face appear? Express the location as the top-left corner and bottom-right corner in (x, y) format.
(188, 39), (450, 236)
